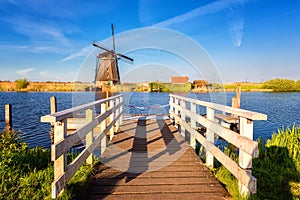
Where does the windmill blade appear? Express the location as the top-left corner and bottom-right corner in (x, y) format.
(111, 23), (116, 52)
(93, 41), (111, 52)
(117, 53), (134, 62)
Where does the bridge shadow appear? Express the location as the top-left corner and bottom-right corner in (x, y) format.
(88, 116), (186, 199)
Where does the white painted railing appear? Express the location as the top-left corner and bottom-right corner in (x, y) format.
(169, 94), (267, 196)
(41, 94), (123, 199)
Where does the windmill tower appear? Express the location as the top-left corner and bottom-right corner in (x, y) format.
(93, 24), (133, 88)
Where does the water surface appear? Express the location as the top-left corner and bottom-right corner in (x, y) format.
(0, 92), (299, 148)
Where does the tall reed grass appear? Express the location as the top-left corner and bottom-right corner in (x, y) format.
(213, 126), (300, 200)
(0, 130), (52, 199)
(0, 130), (94, 200)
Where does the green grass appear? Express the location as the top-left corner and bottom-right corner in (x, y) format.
(222, 83), (263, 91)
(54, 164), (95, 200)
(149, 82), (191, 92)
(0, 130), (96, 200)
(212, 126), (300, 200)
(0, 130), (52, 200)
(253, 126), (300, 200)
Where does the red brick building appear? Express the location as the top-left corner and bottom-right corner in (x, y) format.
(171, 76), (189, 84)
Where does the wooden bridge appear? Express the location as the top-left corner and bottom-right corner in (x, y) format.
(41, 94), (267, 199)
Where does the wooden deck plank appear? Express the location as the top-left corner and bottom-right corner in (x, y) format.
(88, 118), (230, 200)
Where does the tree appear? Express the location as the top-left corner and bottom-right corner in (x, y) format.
(262, 78), (295, 92)
(296, 80), (300, 91)
(15, 79), (29, 90)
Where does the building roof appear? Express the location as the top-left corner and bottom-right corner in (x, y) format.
(193, 80), (208, 86)
(171, 76), (189, 84)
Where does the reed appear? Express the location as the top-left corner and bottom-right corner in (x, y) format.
(0, 129), (95, 200)
(213, 126), (300, 200)
(0, 130), (52, 199)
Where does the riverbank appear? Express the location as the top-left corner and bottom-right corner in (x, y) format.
(1, 78), (300, 92)
(0, 80), (271, 92)
(0, 81), (92, 92)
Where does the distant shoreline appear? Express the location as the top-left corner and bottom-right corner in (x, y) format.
(0, 79), (299, 92)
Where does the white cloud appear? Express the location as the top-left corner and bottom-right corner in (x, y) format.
(12, 18), (71, 47)
(228, 19), (244, 47)
(1, 15), (77, 54)
(38, 71), (51, 78)
(0, 44), (64, 54)
(38, 71), (76, 81)
(150, 0), (249, 47)
(226, 5), (245, 47)
(16, 68), (35, 76)
(152, 0), (249, 28)
(59, 45), (93, 63)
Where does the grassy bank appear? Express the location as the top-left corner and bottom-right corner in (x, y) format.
(0, 130), (94, 200)
(1, 78), (300, 93)
(149, 82), (191, 92)
(0, 81), (92, 92)
(213, 126), (300, 200)
(223, 78), (300, 92)
(222, 82), (264, 92)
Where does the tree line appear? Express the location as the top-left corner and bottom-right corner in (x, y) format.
(262, 78), (300, 92)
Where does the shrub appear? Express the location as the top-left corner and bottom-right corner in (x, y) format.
(15, 78), (30, 90)
(0, 130), (52, 199)
(295, 80), (300, 91)
(262, 78), (296, 92)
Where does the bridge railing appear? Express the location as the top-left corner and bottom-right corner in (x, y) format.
(41, 94), (123, 199)
(169, 94), (267, 196)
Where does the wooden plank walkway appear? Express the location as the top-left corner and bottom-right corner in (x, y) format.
(88, 117), (231, 200)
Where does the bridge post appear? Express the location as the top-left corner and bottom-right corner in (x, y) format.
(5, 104), (12, 131)
(52, 119), (67, 198)
(115, 97), (120, 133)
(50, 96), (57, 114)
(110, 99), (115, 140)
(180, 100), (186, 138)
(48, 96), (57, 144)
(174, 97), (179, 129)
(100, 103), (107, 154)
(169, 95), (174, 123)
(86, 109), (94, 165)
(190, 102), (196, 150)
(119, 96), (123, 125)
(239, 117), (255, 196)
(206, 107), (215, 168)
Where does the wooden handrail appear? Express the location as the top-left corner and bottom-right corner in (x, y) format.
(41, 94), (123, 123)
(169, 94), (267, 197)
(170, 94), (267, 120)
(41, 94), (123, 199)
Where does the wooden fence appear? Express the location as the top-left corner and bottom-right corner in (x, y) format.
(169, 94), (267, 196)
(41, 94), (123, 199)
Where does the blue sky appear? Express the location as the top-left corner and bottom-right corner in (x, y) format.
(0, 0), (299, 83)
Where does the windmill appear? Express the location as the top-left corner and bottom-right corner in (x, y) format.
(93, 24), (133, 87)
